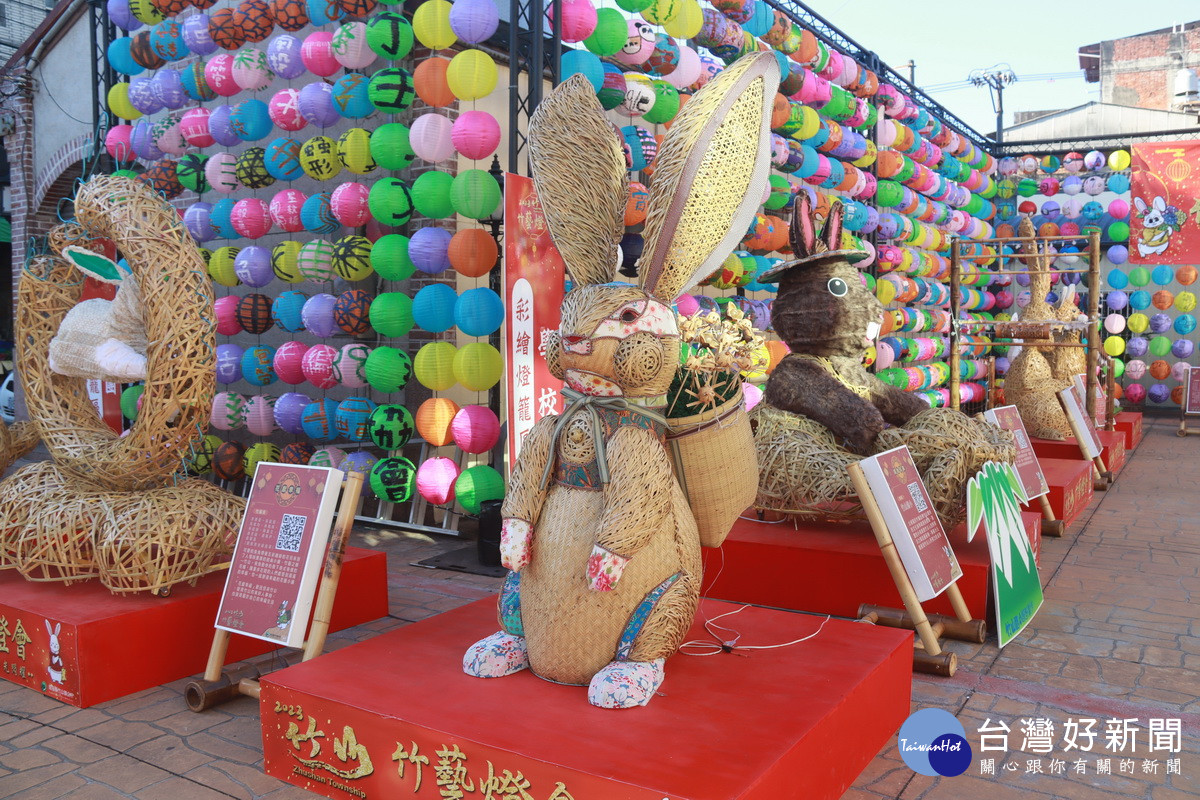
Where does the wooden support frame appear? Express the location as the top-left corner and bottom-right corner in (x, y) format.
(183, 473), (365, 712)
(847, 462), (986, 677)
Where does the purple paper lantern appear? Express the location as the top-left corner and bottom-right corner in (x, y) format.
(449, 0), (500, 44)
(268, 34), (306, 79)
(302, 293), (338, 337)
(298, 82), (340, 127)
(1172, 339), (1194, 359)
(216, 344), (245, 384)
(153, 69), (186, 110)
(1148, 384), (1170, 404)
(130, 119), (164, 160)
(1150, 313), (1172, 334)
(274, 392), (312, 434)
(208, 105), (240, 147)
(128, 76), (163, 115)
(234, 246), (273, 287)
(1126, 337), (1149, 357)
(185, 202), (214, 243)
(181, 13), (217, 56)
(108, 0), (140, 31)
(409, 226), (453, 274)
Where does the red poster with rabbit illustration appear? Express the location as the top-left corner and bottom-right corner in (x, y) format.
(503, 174), (564, 468)
(1129, 141), (1200, 264)
(0, 610), (80, 703)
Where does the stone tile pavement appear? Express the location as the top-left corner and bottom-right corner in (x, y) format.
(0, 413), (1197, 799)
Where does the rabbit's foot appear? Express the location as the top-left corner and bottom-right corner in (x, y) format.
(463, 631), (529, 678)
(587, 658), (665, 709)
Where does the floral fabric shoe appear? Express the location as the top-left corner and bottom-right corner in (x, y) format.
(586, 658), (665, 709)
(463, 631), (529, 678)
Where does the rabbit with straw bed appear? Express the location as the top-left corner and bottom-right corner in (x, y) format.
(463, 53), (780, 708)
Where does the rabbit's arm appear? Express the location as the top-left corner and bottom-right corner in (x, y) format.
(498, 413), (557, 572)
(585, 425), (675, 591)
(765, 356), (886, 456)
(867, 376), (929, 426)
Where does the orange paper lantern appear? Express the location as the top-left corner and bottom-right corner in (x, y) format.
(447, 228), (498, 277)
(415, 397), (460, 446)
(625, 181), (649, 226)
(414, 57), (455, 107)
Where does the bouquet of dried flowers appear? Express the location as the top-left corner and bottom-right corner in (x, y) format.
(667, 305), (767, 420)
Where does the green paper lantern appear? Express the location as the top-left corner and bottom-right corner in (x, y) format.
(368, 66), (416, 113)
(414, 341), (458, 390)
(1129, 266), (1151, 287)
(615, 0), (652, 11)
(370, 123), (416, 170)
(453, 342), (502, 391)
(364, 345), (413, 393)
(411, 170), (455, 219)
(764, 174), (790, 210)
(370, 292), (414, 337)
(209, 246), (241, 287)
(1149, 336), (1172, 358)
(120, 384), (144, 421)
(585, 8), (628, 56)
(371, 233), (416, 281)
(369, 178), (415, 226)
(368, 403), (415, 450)
(454, 464), (505, 515)
(367, 11), (414, 60)
(1107, 221), (1129, 243)
(272, 240), (304, 283)
(188, 434), (223, 475)
(641, 80), (680, 125)
(369, 456), (417, 502)
(244, 442), (281, 477)
(450, 169), (501, 220)
(176, 154), (210, 193)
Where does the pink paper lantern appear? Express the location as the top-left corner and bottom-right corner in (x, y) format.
(232, 47), (274, 91)
(302, 343), (340, 389)
(335, 342), (370, 388)
(665, 45), (701, 89)
(153, 118), (188, 155)
(244, 395), (277, 436)
(416, 457), (459, 504)
(450, 405), (500, 454)
(550, 0), (596, 43)
(310, 446), (347, 469)
(180, 108), (214, 148)
(331, 21), (375, 69)
(211, 391), (246, 431)
(274, 340), (310, 384)
(215, 295), (242, 336)
(450, 111), (500, 160)
(613, 18), (654, 65)
(205, 152), (240, 193)
(410, 113), (455, 162)
(268, 88), (308, 131)
(301, 31), (339, 77)
(204, 54), (240, 97)
(331, 182), (371, 227)
(105, 124), (135, 162)
(270, 189), (307, 232)
(231, 198), (273, 239)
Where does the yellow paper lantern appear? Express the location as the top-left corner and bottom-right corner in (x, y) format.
(876, 279), (896, 305)
(642, 0), (682, 24)
(414, 341), (458, 390)
(107, 83), (142, 121)
(413, 0), (457, 50)
(453, 342), (502, 391)
(209, 246), (241, 287)
(662, 0), (702, 38)
(415, 397), (460, 446)
(446, 49), (498, 101)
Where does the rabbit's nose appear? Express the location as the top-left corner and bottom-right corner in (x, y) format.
(562, 335), (586, 345)
(561, 335), (593, 355)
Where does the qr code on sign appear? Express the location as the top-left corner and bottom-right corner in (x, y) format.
(907, 482), (927, 512)
(275, 514), (307, 553)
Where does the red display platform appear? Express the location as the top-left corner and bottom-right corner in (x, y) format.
(701, 515), (995, 620)
(1031, 430), (1125, 476)
(260, 597), (912, 800)
(1114, 411), (1143, 452)
(1039, 457), (1094, 527)
(0, 547), (387, 707)
(1022, 511), (1042, 567)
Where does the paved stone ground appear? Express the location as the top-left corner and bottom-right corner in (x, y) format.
(0, 414), (1197, 799)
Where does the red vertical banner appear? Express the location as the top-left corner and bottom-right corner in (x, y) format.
(1129, 141), (1200, 264)
(503, 174), (564, 472)
(81, 276), (123, 434)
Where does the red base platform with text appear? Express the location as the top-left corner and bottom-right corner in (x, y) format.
(1031, 431), (1126, 476)
(701, 515), (1002, 621)
(1114, 411), (1143, 452)
(0, 547), (387, 707)
(1038, 458), (1094, 527)
(260, 597), (912, 800)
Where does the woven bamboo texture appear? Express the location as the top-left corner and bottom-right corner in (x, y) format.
(0, 422), (39, 477)
(0, 462), (101, 583)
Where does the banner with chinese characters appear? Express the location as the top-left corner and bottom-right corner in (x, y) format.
(966, 462), (1043, 646)
(216, 463), (343, 648)
(503, 173), (564, 468)
(1129, 141), (1200, 264)
(1186, 366), (1200, 416)
(857, 446), (963, 601)
(0, 607), (77, 704)
(983, 405), (1049, 502)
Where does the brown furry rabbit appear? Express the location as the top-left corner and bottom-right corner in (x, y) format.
(759, 195), (928, 455)
(463, 53), (780, 708)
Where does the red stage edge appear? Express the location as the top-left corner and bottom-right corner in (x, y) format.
(1039, 458), (1094, 527)
(260, 597), (912, 800)
(1022, 510), (1042, 567)
(1114, 411), (1143, 452)
(1031, 431), (1126, 476)
(0, 547), (387, 707)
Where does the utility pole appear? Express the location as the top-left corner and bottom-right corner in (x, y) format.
(902, 60), (915, 84)
(968, 64), (1017, 145)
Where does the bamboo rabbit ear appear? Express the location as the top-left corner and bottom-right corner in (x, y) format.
(637, 52), (781, 303)
(61, 245), (127, 284)
(527, 74), (627, 288)
(790, 191), (817, 259)
(823, 199), (844, 252)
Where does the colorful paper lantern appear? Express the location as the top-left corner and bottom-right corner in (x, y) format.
(270, 0), (310, 32)
(265, 137), (305, 182)
(211, 391), (247, 431)
(367, 11), (414, 60)
(368, 67), (416, 113)
(331, 20), (376, 69)
(302, 344), (339, 389)
(368, 403), (415, 450)
(455, 465), (504, 514)
(370, 123), (415, 170)
(280, 441), (316, 465)
(331, 72), (374, 118)
(301, 399), (339, 440)
(412, 171), (455, 218)
(267, 89), (307, 132)
(417, 457), (459, 504)
(332, 236), (374, 283)
(230, 98), (273, 141)
(370, 292), (414, 337)
(369, 457), (416, 502)
(330, 182), (371, 227)
(213, 440), (246, 481)
(272, 241), (305, 283)
(298, 239), (336, 282)
(337, 128), (376, 175)
(233, 246), (272, 288)
(340, 451), (379, 480)
(231, 198), (273, 239)
(241, 344), (278, 386)
(414, 341), (458, 390)
(415, 397), (459, 446)
(333, 289), (372, 334)
(244, 395), (277, 437)
(412, 282), (457, 331)
(269, 189), (307, 234)
(301, 192), (340, 234)
(450, 169), (501, 219)
(208, 246), (241, 286)
(368, 178), (415, 226)
(333, 343), (371, 388)
(409, 113), (455, 161)
(273, 340), (310, 384)
(364, 346), (413, 393)
(309, 446), (347, 468)
(453, 287), (504, 336)
(450, 405), (500, 453)
(188, 434), (223, 475)
(446, 49), (497, 99)
(244, 442), (281, 475)
(409, 227), (453, 274)
(413, 0), (456, 49)
(215, 344), (244, 383)
(335, 396), (378, 442)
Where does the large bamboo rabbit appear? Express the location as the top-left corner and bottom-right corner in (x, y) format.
(463, 53), (780, 708)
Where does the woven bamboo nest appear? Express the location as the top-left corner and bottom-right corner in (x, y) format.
(21, 175), (215, 492)
(0, 421), (39, 477)
(0, 462), (101, 583)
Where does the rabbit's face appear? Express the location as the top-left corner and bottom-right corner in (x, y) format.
(551, 283), (679, 398)
(771, 259), (883, 358)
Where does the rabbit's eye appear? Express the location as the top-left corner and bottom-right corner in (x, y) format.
(827, 278), (848, 297)
(620, 308), (640, 323)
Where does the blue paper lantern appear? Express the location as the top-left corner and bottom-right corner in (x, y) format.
(241, 345), (278, 386)
(332, 72), (375, 118)
(560, 49), (603, 92)
(408, 226), (453, 274)
(1175, 315), (1197, 335)
(301, 192), (340, 234)
(742, 0), (773, 36)
(1152, 264), (1174, 286)
(1129, 290), (1151, 310)
(301, 399), (339, 441)
(209, 198), (238, 240)
(335, 397), (378, 442)
(412, 283), (458, 333)
(149, 19), (189, 61)
(107, 37), (144, 75)
(231, 98), (273, 142)
(1107, 173), (1130, 194)
(265, 137), (305, 181)
(453, 287), (504, 336)
(340, 450), (380, 480)
(272, 290), (309, 332)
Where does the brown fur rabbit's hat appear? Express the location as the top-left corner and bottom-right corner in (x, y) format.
(758, 192), (870, 283)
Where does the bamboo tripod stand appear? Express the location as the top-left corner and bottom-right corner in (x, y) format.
(184, 473), (365, 712)
(847, 462), (985, 677)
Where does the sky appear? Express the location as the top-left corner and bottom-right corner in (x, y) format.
(797, 0), (1199, 139)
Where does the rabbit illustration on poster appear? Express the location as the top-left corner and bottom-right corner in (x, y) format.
(46, 620), (65, 684)
(1134, 195), (1178, 258)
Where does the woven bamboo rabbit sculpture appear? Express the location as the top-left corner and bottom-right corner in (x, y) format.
(759, 195), (928, 455)
(463, 53), (780, 708)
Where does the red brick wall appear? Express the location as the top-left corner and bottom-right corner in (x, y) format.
(1102, 26), (1200, 110)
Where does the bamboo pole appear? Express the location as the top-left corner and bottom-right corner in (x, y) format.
(203, 629), (232, 683)
(847, 462), (943, 657)
(1105, 358), (1116, 431)
(303, 471), (365, 662)
(986, 357), (996, 410)
(1038, 495), (1064, 537)
(1085, 230), (1101, 422)
(949, 240), (962, 411)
